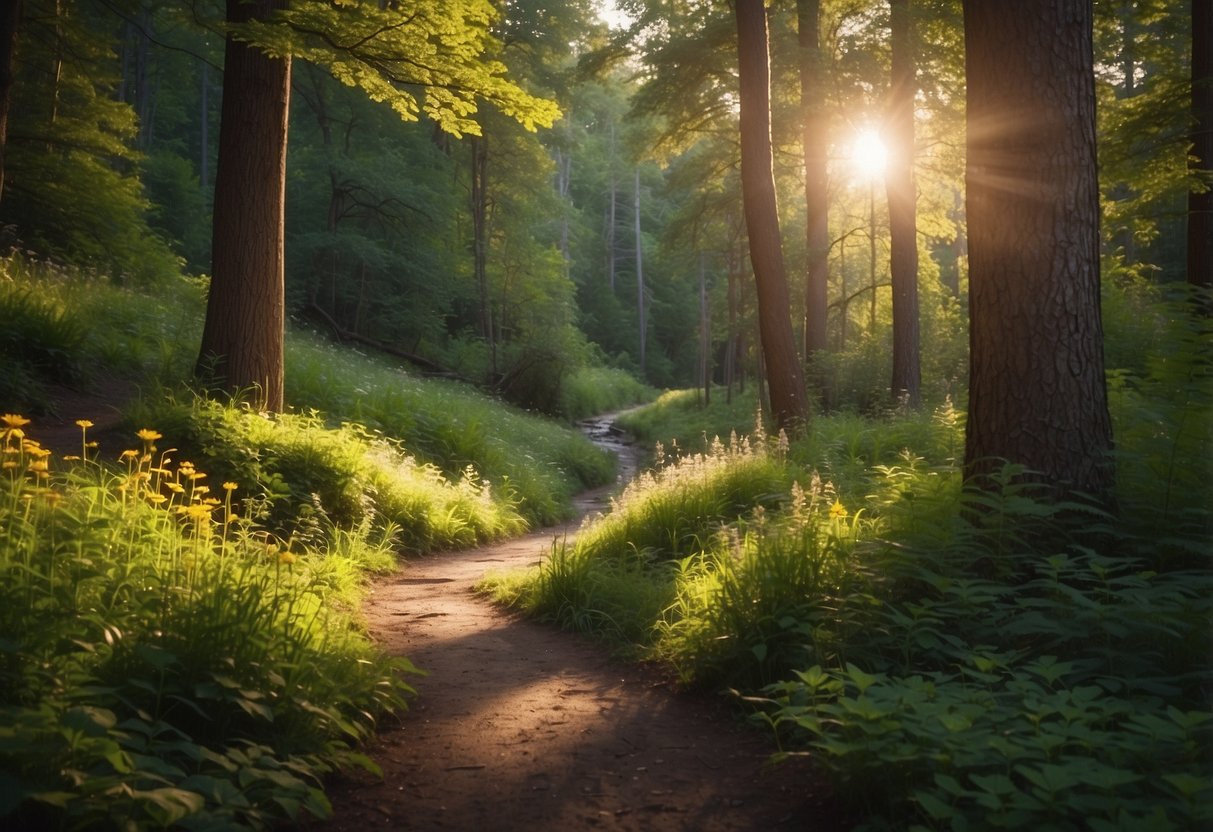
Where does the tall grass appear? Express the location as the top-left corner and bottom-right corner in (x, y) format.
(556, 366), (656, 422)
(127, 394), (528, 553)
(0, 416), (415, 829)
(286, 332), (615, 525)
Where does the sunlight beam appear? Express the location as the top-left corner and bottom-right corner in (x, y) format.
(851, 128), (888, 181)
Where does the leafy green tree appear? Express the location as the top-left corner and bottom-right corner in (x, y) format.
(197, 0), (559, 411)
(1, 0), (177, 281)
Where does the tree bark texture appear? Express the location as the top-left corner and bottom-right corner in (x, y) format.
(1189, 0), (1212, 289)
(963, 0), (1114, 498)
(0, 0), (21, 208)
(635, 167), (646, 372)
(887, 0), (921, 406)
(798, 0), (829, 360)
(196, 0), (291, 412)
(735, 0), (808, 432)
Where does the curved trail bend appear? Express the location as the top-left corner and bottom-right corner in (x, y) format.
(316, 414), (834, 831)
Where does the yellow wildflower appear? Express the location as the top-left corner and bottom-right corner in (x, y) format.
(120, 449), (139, 459)
(278, 551), (297, 565)
(75, 419), (94, 429)
(136, 429), (162, 443)
(222, 481), (238, 492)
(2, 414), (30, 428)
(829, 500), (848, 520)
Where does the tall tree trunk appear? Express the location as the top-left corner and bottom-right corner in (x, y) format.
(50, 0), (62, 125)
(1189, 0), (1212, 290)
(868, 180), (877, 334)
(471, 135), (495, 375)
(963, 0), (1114, 499)
(887, 0), (921, 406)
(699, 251), (711, 406)
(607, 119), (617, 293)
(798, 0), (829, 362)
(635, 167), (646, 372)
(196, 0), (291, 412)
(200, 61), (210, 193)
(556, 121), (572, 279)
(0, 0), (21, 208)
(734, 0), (808, 433)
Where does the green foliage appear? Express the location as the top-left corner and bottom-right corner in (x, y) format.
(238, 0), (559, 136)
(128, 393), (527, 553)
(0, 263), (87, 412)
(286, 332), (614, 525)
(2, 0), (180, 283)
(556, 366), (656, 422)
(495, 308), (1210, 830)
(0, 419), (414, 829)
(615, 388), (765, 448)
(490, 429), (795, 646)
(655, 478), (865, 689)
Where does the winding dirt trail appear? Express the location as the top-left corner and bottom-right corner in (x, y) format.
(315, 416), (840, 832)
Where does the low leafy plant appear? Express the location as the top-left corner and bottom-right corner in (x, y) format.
(0, 416), (416, 829)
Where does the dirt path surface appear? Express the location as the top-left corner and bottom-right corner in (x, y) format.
(315, 417), (840, 832)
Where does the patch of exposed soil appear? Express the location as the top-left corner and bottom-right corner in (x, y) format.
(315, 416), (842, 832)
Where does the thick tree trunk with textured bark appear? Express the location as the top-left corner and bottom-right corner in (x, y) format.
(798, 0), (829, 361)
(887, 0), (921, 406)
(735, 0), (808, 432)
(1190, 0), (1212, 290)
(196, 0), (291, 411)
(963, 0), (1113, 498)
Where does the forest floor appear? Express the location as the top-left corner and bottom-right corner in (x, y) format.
(34, 394), (842, 831)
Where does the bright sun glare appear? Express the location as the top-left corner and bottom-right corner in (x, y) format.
(851, 129), (888, 180)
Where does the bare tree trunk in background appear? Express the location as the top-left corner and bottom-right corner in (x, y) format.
(699, 251), (711, 406)
(635, 167), (646, 373)
(1189, 0), (1212, 291)
(963, 0), (1114, 499)
(0, 0), (21, 208)
(470, 135), (496, 375)
(798, 0), (829, 364)
(887, 0), (921, 406)
(196, 0), (291, 412)
(735, 0), (808, 433)
(200, 60), (210, 193)
(607, 119), (617, 293)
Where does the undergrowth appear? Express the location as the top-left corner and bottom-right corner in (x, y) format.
(0, 416), (415, 829)
(127, 394), (527, 554)
(490, 293), (1212, 829)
